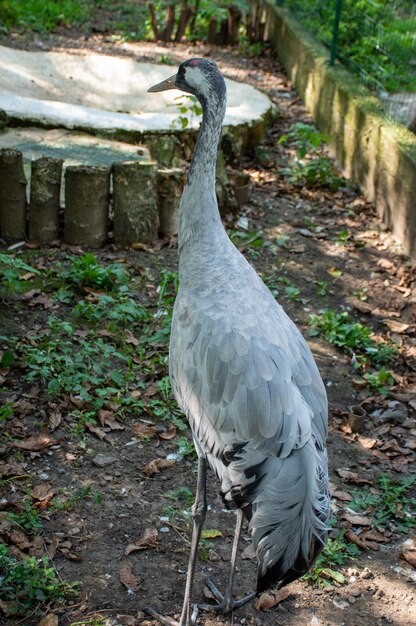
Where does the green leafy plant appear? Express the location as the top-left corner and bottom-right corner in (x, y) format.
(363, 367), (395, 396)
(308, 310), (397, 367)
(0, 401), (14, 420)
(304, 530), (361, 588)
(166, 486), (195, 508)
(281, 0), (416, 92)
(73, 294), (150, 329)
(228, 229), (264, 259)
(0, 0), (89, 32)
(52, 486), (102, 512)
(0, 544), (78, 615)
(350, 474), (416, 533)
(315, 280), (329, 297)
(62, 253), (128, 293)
(176, 435), (197, 459)
(170, 95), (203, 129)
(6, 500), (43, 536)
(17, 317), (133, 408)
(279, 123), (344, 190)
(0, 253), (40, 294)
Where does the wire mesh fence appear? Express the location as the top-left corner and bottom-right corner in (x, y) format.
(276, 0), (416, 129)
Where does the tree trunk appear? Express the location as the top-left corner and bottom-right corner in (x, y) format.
(112, 161), (158, 246)
(207, 16), (217, 44)
(0, 108), (7, 131)
(64, 165), (110, 246)
(189, 0), (200, 36)
(157, 168), (185, 237)
(29, 156), (63, 243)
(175, 1), (192, 42)
(148, 3), (160, 40)
(227, 5), (242, 46)
(0, 148), (27, 240)
(162, 3), (175, 41)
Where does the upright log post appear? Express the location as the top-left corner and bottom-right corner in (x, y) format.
(112, 161), (158, 246)
(29, 156), (63, 243)
(157, 168), (185, 237)
(64, 165), (110, 246)
(0, 148), (27, 240)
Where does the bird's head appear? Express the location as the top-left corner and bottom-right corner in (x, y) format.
(148, 58), (226, 105)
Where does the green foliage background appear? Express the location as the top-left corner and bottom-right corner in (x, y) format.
(279, 0), (416, 92)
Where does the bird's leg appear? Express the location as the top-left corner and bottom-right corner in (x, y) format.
(145, 456), (208, 626)
(198, 509), (256, 614)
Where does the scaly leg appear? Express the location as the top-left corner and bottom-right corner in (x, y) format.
(198, 509), (256, 614)
(145, 456), (208, 626)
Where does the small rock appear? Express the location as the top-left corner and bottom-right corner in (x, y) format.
(348, 584), (361, 597)
(331, 596), (349, 610)
(348, 596), (357, 604)
(92, 453), (118, 467)
(208, 549), (220, 561)
(360, 567), (373, 579)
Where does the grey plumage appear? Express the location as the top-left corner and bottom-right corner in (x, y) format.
(148, 58), (329, 624)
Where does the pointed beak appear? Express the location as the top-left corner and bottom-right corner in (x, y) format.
(147, 73), (178, 93)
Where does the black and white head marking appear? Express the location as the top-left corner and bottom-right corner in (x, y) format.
(175, 58), (226, 104)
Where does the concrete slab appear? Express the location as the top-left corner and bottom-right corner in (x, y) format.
(0, 127), (150, 200)
(0, 45), (273, 135)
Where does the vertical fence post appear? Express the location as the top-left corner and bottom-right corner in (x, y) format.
(330, 0), (343, 66)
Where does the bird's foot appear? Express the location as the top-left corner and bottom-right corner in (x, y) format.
(144, 604), (200, 626)
(197, 578), (256, 614)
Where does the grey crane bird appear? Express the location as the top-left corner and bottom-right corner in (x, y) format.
(146, 58), (329, 626)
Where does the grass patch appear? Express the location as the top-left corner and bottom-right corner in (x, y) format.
(0, 544), (78, 616)
(350, 474), (416, 533)
(279, 123), (345, 191)
(305, 530), (361, 588)
(308, 310), (397, 366)
(0, 0), (90, 32)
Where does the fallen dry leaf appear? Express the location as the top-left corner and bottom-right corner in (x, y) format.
(241, 544), (257, 561)
(85, 423), (111, 441)
(116, 615), (137, 626)
(98, 409), (125, 431)
(335, 469), (372, 484)
(158, 423), (177, 440)
(384, 319), (410, 334)
(360, 530), (390, 544)
(357, 436), (377, 449)
(345, 529), (368, 550)
(143, 458), (176, 477)
(32, 482), (54, 502)
(332, 489), (353, 502)
(0, 461), (27, 477)
(0, 599), (20, 616)
(36, 614), (59, 626)
(343, 513), (373, 526)
(119, 561), (141, 591)
(7, 530), (31, 550)
(10, 433), (58, 452)
(48, 408), (62, 432)
(132, 423), (156, 440)
(125, 527), (159, 555)
(125, 329), (139, 346)
(255, 587), (291, 611)
(401, 551), (416, 569)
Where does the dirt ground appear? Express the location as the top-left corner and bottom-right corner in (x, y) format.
(1, 19), (416, 626)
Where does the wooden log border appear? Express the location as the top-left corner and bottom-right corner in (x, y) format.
(0, 148), (249, 247)
(0, 158), (183, 248)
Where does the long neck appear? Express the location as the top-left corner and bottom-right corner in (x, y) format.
(178, 92), (227, 252)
